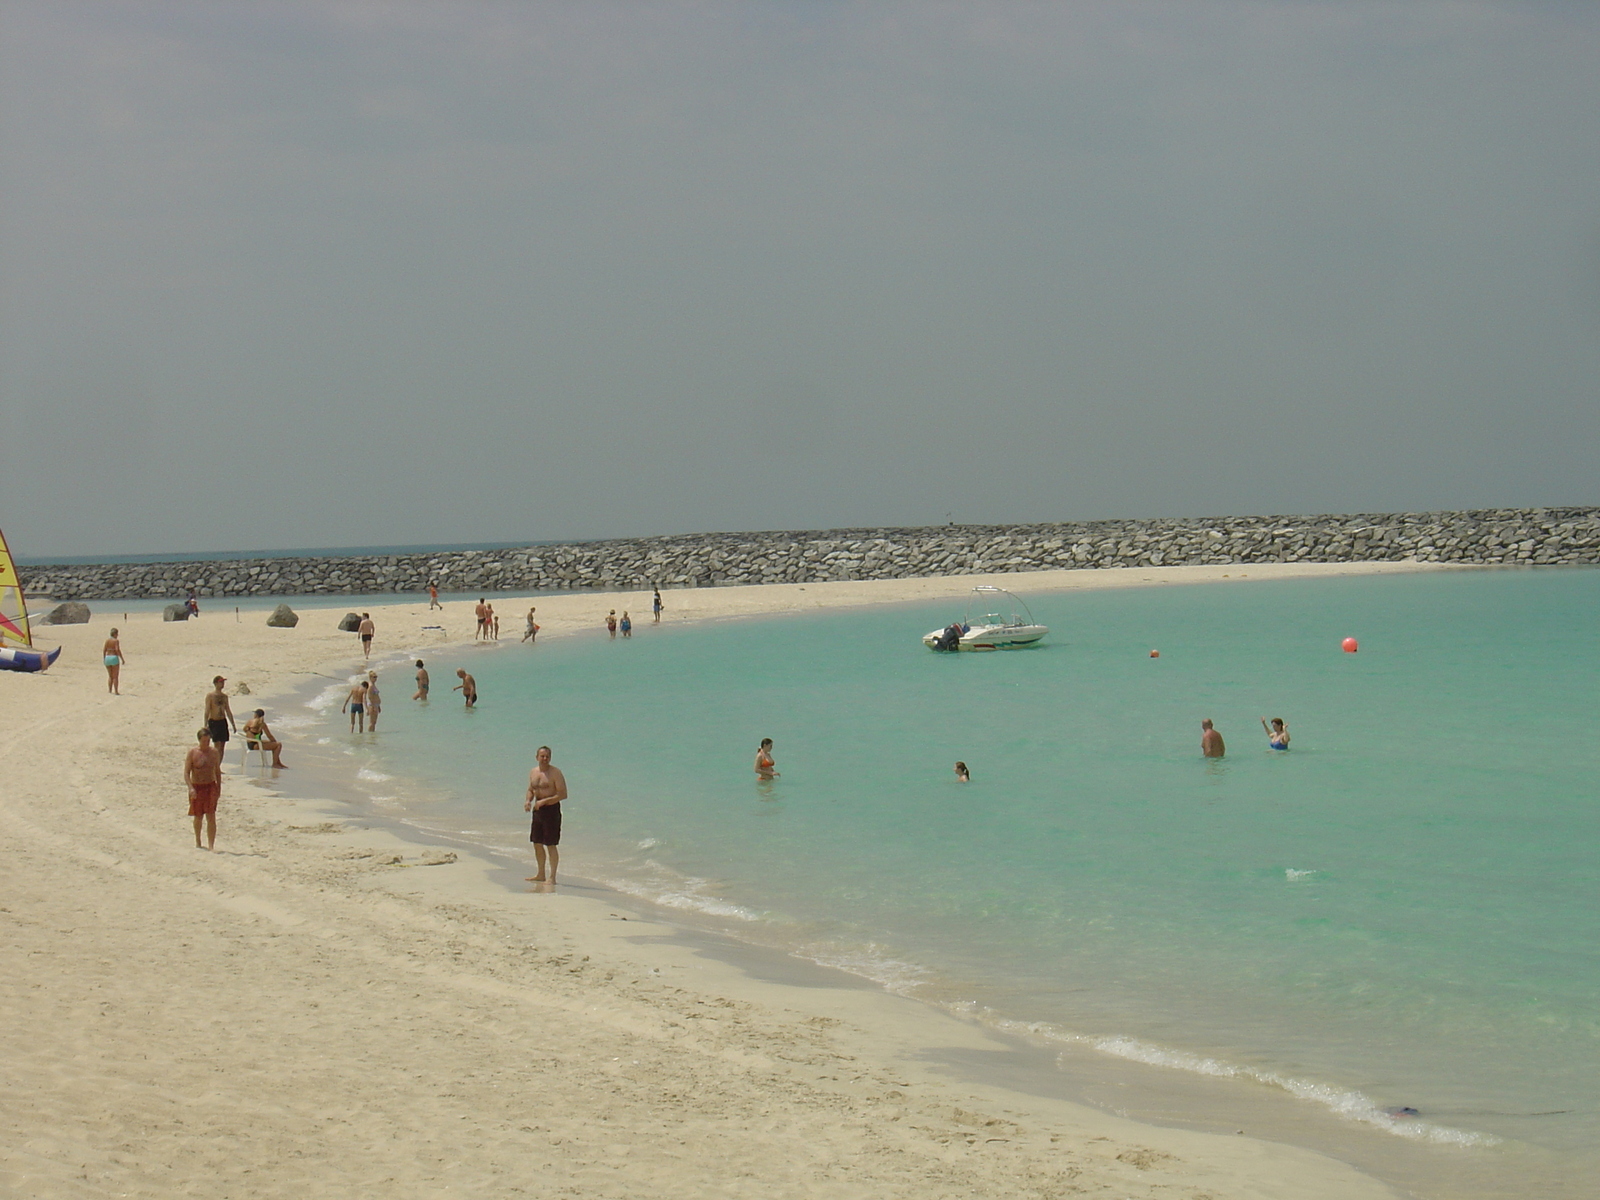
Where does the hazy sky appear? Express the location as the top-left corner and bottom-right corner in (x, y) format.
(2, 2), (1597, 557)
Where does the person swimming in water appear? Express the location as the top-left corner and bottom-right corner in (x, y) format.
(1261, 716), (1290, 750)
(954, 761), (970, 782)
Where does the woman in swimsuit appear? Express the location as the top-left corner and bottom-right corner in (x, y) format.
(366, 671), (382, 731)
(954, 761), (970, 782)
(755, 738), (779, 780)
(102, 628), (124, 694)
(1261, 717), (1290, 750)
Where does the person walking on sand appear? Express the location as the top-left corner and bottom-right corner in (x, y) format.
(413, 659), (429, 701)
(453, 668), (477, 708)
(474, 598), (489, 641)
(427, 581), (442, 610)
(522, 607), (539, 643)
(366, 671), (383, 732)
(204, 676), (236, 750)
(524, 745), (568, 884)
(343, 680), (368, 732)
(1261, 716), (1291, 750)
(755, 737), (779, 780)
(241, 709), (288, 769)
(102, 627), (125, 694)
(605, 610), (618, 638)
(652, 588), (663, 624)
(184, 728), (222, 849)
(1201, 719), (1226, 759)
(357, 613), (375, 659)
(620, 611), (632, 637)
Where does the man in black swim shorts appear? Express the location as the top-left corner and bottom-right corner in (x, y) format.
(204, 675), (235, 749)
(524, 745), (568, 885)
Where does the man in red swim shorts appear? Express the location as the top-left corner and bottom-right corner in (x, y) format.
(184, 727), (222, 850)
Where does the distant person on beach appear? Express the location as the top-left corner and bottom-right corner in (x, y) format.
(358, 613), (375, 659)
(524, 744), (567, 884)
(606, 610), (618, 638)
(1261, 717), (1291, 750)
(1201, 719), (1226, 759)
(954, 761), (970, 782)
(343, 681), (368, 732)
(489, 603), (499, 640)
(427, 581), (442, 610)
(453, 668), (477, 708)
(522, 607), (539, 643)
(620, 611), (632, 637)
(475, 598), (489, 641)
(185, 589), (200, 617)
(366, 671), (383, 731)
(755, 738), (779, 780)
(184, 728), (221, 850)
(413, 660), (429, 700)
(204, 676), (236, 749)
(102, 628), (124, 694)
(652, 589), (663, 623)
(242, 709), (288, 769)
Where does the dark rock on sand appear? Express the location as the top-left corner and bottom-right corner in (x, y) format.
(266, 604), (300, 628)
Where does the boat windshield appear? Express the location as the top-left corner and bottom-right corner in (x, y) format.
(965, 586), (1036, 628)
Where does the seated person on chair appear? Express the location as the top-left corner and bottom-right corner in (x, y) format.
(241, 709), (288, 768)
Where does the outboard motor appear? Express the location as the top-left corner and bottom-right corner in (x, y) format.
(934, 622), (964, 652)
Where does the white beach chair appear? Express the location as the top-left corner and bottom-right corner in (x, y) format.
(239, 735), (270, 771)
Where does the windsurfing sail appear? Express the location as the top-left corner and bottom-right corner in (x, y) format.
(0, 527), (34, 648)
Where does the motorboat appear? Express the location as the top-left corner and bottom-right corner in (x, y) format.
(923, 585), (1048, 651)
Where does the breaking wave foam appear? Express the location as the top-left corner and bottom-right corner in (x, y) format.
(977, 1015), (1496, 1147)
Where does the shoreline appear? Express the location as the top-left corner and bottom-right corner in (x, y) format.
(2, 562), (1484, 1198)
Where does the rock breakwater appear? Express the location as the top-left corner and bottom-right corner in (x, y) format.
(21, 508), (1599, 601)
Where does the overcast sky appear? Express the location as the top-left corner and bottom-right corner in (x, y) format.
(2, 1), (1597, 558)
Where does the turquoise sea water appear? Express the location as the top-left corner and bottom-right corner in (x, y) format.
(325, 569), (1598, 1175)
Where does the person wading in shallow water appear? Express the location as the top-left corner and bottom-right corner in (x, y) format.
(755, 737), (779, 780)
(1200, 719), (1226, 759)
(525, 745), (568, 885)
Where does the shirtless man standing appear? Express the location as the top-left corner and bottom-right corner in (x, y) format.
(343, 680), (368, 732)
(524, 745), (568, 884)
(1201, 719), (1226, 759)
(474, 599), (489, 641)
(453, 668), (477, 708)
(358, 613), (375, 659)
(184, 728), (222, 849)
(204, 676), (236, 751)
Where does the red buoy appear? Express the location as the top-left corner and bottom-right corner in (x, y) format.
(1342, 637), (1359, 653)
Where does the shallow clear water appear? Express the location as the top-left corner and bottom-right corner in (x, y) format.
(338, 569), (1600, 1159)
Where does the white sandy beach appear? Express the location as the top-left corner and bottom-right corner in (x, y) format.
(0, 562), (1438, 1199)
